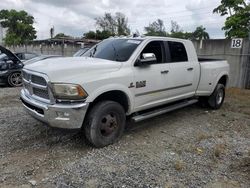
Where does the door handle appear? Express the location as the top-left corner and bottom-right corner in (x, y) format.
(187, 67), (194, 71)
(161, 70), (169, 74)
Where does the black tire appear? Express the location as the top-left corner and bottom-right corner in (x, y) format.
(207, 83), (225, 109)
(8, 72), (23, 87)
(84, 101), (126, 148)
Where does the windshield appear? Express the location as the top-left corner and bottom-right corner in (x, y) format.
(83, 38), (142, 62)
(73, 48), (89, 57)
(0, 54), (8, 61)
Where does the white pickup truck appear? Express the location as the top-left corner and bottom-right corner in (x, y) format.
(20, 37), (229, 147)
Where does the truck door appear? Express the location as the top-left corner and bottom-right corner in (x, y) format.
(133, 40), (170, 111)
(165, 41), (199, 100)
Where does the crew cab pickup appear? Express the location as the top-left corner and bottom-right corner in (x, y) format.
(20, 37), (229, 147)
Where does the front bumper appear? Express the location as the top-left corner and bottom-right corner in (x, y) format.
(20, 89), (89, 129)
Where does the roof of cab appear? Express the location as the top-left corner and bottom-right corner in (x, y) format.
(107, 35), (190, 43)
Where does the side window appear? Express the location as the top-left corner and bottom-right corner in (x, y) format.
(168, 41), (188, 62)
(25, 53), (37, 60)
(15, 53), (23, 60)
(140, 41), (165, 64)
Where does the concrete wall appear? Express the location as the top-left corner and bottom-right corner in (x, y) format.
(7, 43), (82, 57)
(192, 39), (250, 89)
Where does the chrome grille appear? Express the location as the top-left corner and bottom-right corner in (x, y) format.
(33, 88), (50, 99)
(31, 75), (47, 86)
(22, 70), (50, 102)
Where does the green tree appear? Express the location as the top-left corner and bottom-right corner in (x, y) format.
(0, 9), (36, 45)
(95, 12), (130, 36)
(169, 20), (189, 39)
(144, 19), (167, 36)
(95, 13), (116, 35)
(96, 30), (113, 40)
(115, 12), (130, 35)
(84, 31), (96, 39)
(192, 26), (210, 40)
(183, 32), (195, 40)
(54, 33), (70, 39)
(170, 32), (191, 39)
(170, 20), (182, 33)
(213, 0), (250, 38)
(84, 30), (113, 40)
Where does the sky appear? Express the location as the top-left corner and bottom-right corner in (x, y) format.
(0, 0), (228, 39)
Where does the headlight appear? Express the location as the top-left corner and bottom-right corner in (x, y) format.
(52, 83), (88, 100)
(0, 70), (8, 75)
(0, 62), (8, 70)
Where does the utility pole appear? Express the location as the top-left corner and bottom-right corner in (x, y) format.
(50, 26), (54, 39)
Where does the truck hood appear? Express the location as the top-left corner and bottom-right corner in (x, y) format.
(24, 57), (122, 82)
(0, 45), (22, 64)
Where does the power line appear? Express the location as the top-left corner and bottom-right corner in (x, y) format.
(131, 5), (217, 18)
(129, 18), (225, 27)
(129, 11), (222, 24)
(146, 4), (217, 16)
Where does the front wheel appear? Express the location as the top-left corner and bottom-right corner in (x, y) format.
(83, 101), (126, 148)
(8, 72), (23, 87)
(207, 84), (225, 109)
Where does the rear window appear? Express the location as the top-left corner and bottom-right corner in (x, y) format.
(168, 41), (188, 62)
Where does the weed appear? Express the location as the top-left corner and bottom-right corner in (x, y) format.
(214, 144), (226, 158)
(174, 160), (185, 171)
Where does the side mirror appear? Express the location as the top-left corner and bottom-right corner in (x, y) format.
(135, 53), (157, 67)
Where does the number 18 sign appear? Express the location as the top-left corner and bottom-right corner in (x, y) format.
(231, 38), (243, 48)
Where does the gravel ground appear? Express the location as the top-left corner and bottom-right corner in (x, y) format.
(0, 87), (249, 188)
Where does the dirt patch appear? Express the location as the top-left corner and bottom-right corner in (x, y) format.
(0, 87), (249, 187)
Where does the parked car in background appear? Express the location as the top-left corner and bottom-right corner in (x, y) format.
(24, 55), (62, 65)
(0, 46), (61, 87)
(0, 52), (38, 62)
(73, 47), (90, 57)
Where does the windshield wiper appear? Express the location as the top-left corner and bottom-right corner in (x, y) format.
(90, 45), (98, 57)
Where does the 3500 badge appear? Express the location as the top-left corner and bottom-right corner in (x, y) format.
(136, 81), (146, 88)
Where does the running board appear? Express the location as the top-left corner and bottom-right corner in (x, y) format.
(132, 99), (198, 123)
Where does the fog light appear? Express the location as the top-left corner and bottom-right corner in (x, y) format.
(56, 111), (70, 118)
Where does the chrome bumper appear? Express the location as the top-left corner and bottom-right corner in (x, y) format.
(20, 89), (89, 129)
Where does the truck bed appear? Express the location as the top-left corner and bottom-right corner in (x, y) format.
(198, 57), (225, 63)
(196, 59), (229, 96)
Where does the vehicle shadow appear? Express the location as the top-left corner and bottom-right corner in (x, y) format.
(0, 84), (8, 88)
(2, 102), (207, 153)
(42, 103), (205, 150)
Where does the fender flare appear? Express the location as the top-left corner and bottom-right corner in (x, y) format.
(85, 84), (134, 114)
(213, 71), (229, 91)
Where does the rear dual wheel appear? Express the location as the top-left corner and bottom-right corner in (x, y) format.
(208, 84), (225, 109)
(199, 83), (225, 109)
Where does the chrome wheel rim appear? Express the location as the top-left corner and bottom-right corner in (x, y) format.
(216, 89), (224, 105)
(10, 72), (22, 86)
